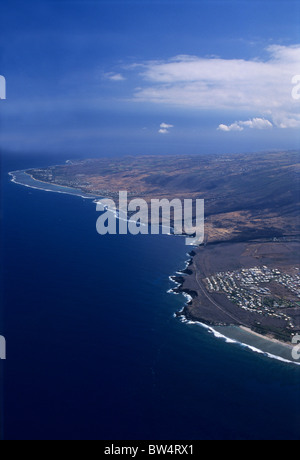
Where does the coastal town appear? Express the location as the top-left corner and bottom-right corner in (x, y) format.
(204, 266), (300, 332)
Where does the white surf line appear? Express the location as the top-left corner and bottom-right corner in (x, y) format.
(184, 318), (300, 366)
(14, 168), (297, 366)
(167, 254), (300, 367)
(9, 170), (97, 200)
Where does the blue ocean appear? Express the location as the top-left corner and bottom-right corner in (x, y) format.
(1, 153), (299, 440)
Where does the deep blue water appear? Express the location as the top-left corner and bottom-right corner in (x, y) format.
(1, 153), (300, 440)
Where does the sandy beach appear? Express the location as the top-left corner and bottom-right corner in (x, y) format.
(239, 326), (293, 349)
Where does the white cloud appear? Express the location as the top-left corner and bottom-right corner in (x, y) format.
(241, 118), (273, 129)
(159, 129), (169, 134)
(160, 122), (174, 129)
(130, 45), (300, 129)
(271, 112), (300, 129)
(218, 118), (273, 132)
(218, 123), (244, 132)
(159, 122), (174, 134)
(104, 72), (126, 81)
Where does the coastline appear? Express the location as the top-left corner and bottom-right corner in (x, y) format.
(25, 171), (95, 196)
(239, 326), (293, 349)
(9, 169), (100, 200)
(9, 168), (300, 366)
(168, 254), (300, 366)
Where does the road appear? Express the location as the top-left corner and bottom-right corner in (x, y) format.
(194, 258), (248, 327)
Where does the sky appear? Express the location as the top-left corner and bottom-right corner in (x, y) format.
(0, 0), (299, 157)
